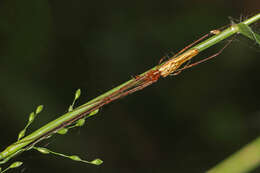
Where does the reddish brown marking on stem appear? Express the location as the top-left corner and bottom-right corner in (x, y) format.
(113, 69), (161, 99)
(144, 69), (161, 82)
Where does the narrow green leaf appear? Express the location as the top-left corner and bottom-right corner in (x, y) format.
(237, 23), (260, 45)
(0, 167), (2, 172)
(254, 33), (260, 45)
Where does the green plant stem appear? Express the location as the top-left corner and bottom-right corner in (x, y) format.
(0, 13), (259, 166)
(207, 137), (260, 173)
(194, 13), (260, 51)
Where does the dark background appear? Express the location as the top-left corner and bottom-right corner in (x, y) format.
(0, 0), (259, 173)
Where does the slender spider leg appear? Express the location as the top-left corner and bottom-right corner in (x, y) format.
(173, 38), (233, 74)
